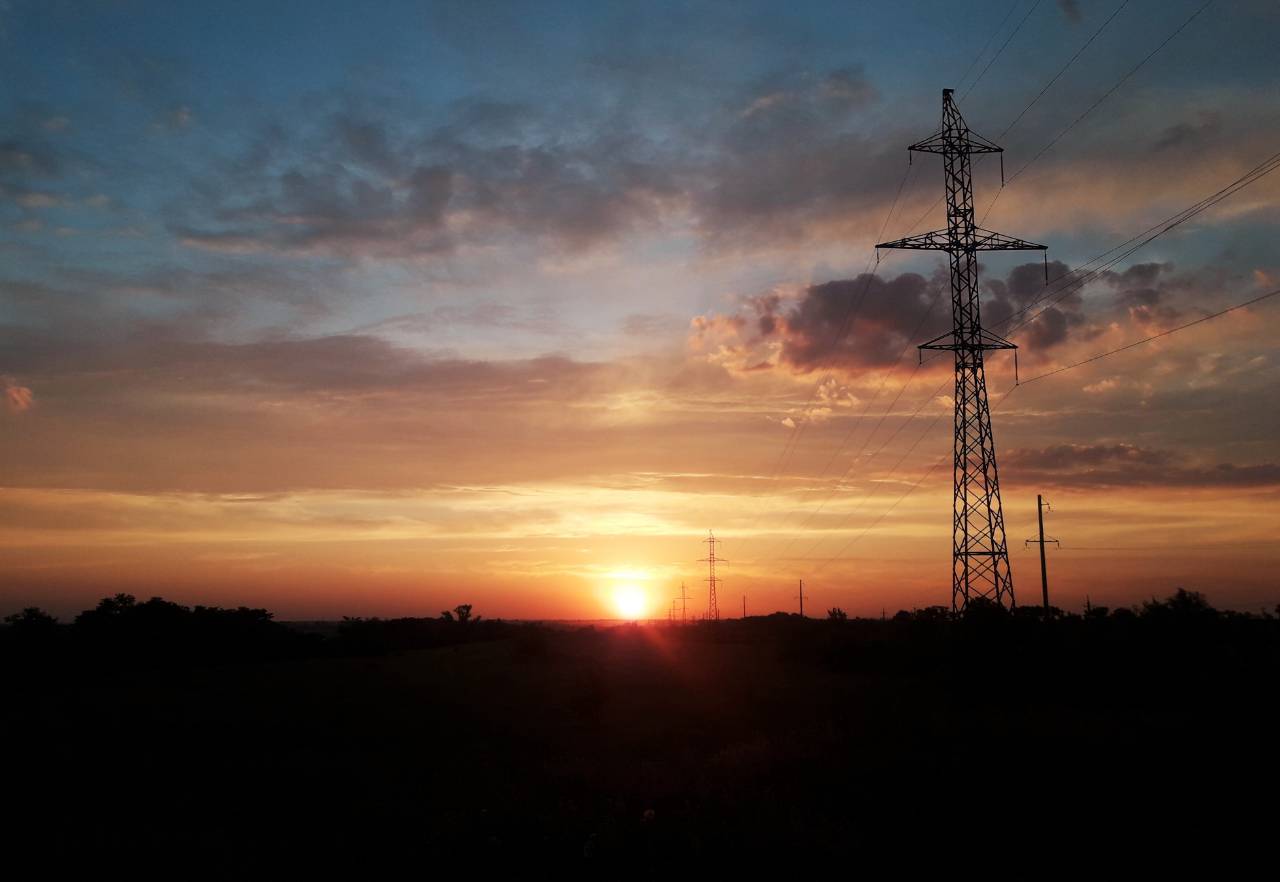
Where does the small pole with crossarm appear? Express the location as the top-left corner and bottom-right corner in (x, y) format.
(1025, 494), (1059, 618)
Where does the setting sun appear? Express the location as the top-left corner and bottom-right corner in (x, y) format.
(613, 586), (649, 620)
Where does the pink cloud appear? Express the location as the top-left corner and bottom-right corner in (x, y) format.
(4, 377), (34, 414)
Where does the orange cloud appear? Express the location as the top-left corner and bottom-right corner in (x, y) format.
(4, 377), (33, 414)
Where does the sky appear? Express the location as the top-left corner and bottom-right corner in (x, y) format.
(3, 0), (1279, 620)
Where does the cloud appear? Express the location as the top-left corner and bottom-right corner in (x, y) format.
(984, 260), (1080, 342)
(3, 376), (33, 413)
(1056, 0), (1083, 24)
(154, 105), (194, 131)
(1005, 443), (1172, 469)
(691, 270), (947, 375)
(1004, 443), (1280, 488)
(1152, 111), (1222, 152)
(175, 106), (684, 258)
(0, 139), (61, 177)
(1095, 261), (1260, 333)
(621, 313), (684, 336)
(693, 260), (1101, 377)
(738, 64), (877, 121)
(170, 62), (888, 260)
(14, 191), (62, 208)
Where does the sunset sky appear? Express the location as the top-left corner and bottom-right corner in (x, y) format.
(3, 0), (1279, 619)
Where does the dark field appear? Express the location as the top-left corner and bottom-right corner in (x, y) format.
(4, 594), (1278, 872)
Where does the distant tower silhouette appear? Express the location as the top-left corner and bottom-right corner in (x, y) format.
(878, 89), (1047, 611)
(677, 581), (692, 624)
(797, 579), (805, 618)
(701, 531), (723, 620)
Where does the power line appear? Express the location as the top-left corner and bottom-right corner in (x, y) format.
(956, 0), (1022, 92)
(752, 3), (1223, 574)
(911, 146), (1280, 368)
(979, 0), (1214, 225)
(1018, 285), (1280, 385)
(771, 365), (951, 565)
(765, 285), (945, 557)
(809, 385), (1020, 574)
(797, 153), (1280, 567)
(796, 407), (948, 564)
(996, 0), (1132, 140)
(1005, 0), (1215, 188)
(1002, 149), (1280, 336)
(812, 278), (1280, 574)
(750, 0), (1083, 550)
(743, 162), (915, 536)
(907, 0), (1212, 253)
(961, 0), (1045, 101)
(765, 21), (1112, 559)
(773, 3), (1257, 590)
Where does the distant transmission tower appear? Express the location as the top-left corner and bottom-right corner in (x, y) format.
(878, 89), (1046, 611)
(677, 581), (692, 624)
(701, 531), (724, 620)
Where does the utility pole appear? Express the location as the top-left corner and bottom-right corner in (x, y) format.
(797, 579), (805, 618)
(1025, 494), (1059, 619)
(878, 88), (1047, 613)
(700, 531), (723, 620)
(742, 595), (747, 618)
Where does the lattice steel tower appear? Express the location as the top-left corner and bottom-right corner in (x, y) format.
(878, 89), (1045, 611)
(701, 531), (723, 620)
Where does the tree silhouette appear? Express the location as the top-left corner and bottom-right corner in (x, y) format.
(4, 607), (58, 631)
(827, 607), (848, 621)
(1142, 588), (1218, 621)
(74, 592), (137, 626)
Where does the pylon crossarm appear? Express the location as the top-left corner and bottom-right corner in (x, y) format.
(978, 328), (1017, 350)
(918, 329), (1017, 352)
(909, 133), (1002, 156)
(918, 329), (956, 351)
(876, 229), (950, 251)
(876, 229), (1044, 253)
(972, 229), (1047, 251)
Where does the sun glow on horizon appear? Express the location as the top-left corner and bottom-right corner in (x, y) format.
(612, 585), (649, 620)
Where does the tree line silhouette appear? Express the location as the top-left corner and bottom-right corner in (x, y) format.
(3, 586), (1278, 868)
(1, 593), (512, 674)
(5, 587), (1277, 674)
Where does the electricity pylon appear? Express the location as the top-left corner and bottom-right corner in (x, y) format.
(878, 89), (1046, 611)
(700, 531), (723, 620)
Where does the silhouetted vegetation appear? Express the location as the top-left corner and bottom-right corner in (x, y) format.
(2, 588), (1277, 870)
(336, 608), (507, 655)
